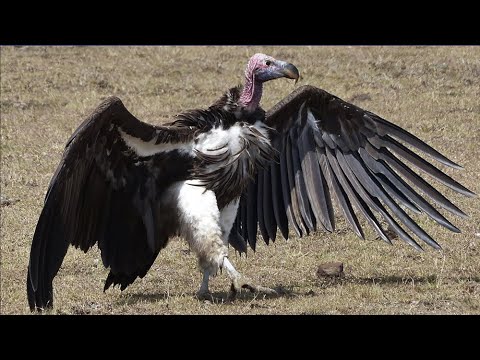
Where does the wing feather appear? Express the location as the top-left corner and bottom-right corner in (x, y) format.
(262, 166), (278, 242)
(270, 158), (289, 239)
(246, 180), (259, 250)
(297, 125), (334, 232)
(27, 97), (197, 310)
(279, 135), (302, 237)
(290, 127), (316, 233)
(323, 146), (365, 239)
(256, 169), (270, 244)
(237, 85), (474, 251)
(285, 131), (308, 235)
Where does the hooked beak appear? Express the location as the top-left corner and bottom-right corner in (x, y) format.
(278, 61), (300, 84)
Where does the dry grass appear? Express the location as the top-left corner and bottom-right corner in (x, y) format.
(1, 46), (479, 315)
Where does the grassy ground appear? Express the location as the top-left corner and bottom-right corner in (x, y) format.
(1, 46), (479, 315)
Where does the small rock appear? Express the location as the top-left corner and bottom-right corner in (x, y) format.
(317, 262), (344, 278)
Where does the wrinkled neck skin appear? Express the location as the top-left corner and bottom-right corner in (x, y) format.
(239, 74), (263, 113)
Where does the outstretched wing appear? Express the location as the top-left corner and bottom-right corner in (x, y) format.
(27, 97), (197, 311)
(231, 85), (475, 252)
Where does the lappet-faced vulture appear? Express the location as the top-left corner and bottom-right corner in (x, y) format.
(27, 53), (475, 311)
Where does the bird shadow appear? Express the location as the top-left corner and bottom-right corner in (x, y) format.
(351, 274), (440, 286)
(355, 274), (480, 285)
(116, 284), (298, 307)
(116, 292), (170, 306)
(315, 273), (480, 288)
(208, 284), (300, 304)
(116, 275), (480, 307)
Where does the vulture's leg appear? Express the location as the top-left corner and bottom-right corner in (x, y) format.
(219, 199), (277, 299)
(175, 181), (227, 300)
(175, 181), (276, 300)
(197, 270), (212, 301)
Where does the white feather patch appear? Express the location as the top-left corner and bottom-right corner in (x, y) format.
(194, 124), (245, 156)
(219, 198), (240, 237)
(169, 180), (228, 272)
(119, 129), (193, 157)
(253, 120), (271, 139)
(176, 180), (221, 237)
(306, 107), (319, 131)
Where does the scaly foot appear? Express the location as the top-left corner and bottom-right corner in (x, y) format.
(229, 274), (277, 300)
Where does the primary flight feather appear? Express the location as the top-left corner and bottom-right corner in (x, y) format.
(27, 53), (475, 311)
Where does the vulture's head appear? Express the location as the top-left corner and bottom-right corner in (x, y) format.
(246, 53), (300, 83)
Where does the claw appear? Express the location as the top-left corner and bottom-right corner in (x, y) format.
(229, 275), (277, 300)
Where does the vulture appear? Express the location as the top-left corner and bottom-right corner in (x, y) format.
(27, 53), (475, 311)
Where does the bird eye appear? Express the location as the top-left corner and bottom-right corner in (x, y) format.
(265, 60), (271, 66)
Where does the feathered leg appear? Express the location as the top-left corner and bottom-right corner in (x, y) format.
(175, 181), (227, 299)
(218, 199), (277, 299)
(174, 181), (276, 300)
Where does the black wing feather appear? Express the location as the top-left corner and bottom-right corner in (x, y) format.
(27, 97), (196, 311)
(290, 127), (316, 233)
(256, 169), (269, 244)
(323, 147), (365, 239)
(236, 85), (474, 251)
(279, 135), (302, 237)
(285, 132), (308, 235)
(297, 125), (334, 232)
(262, 167), (278, 242)
(270, 159), (289, 239)
(246, 180), (258, 250)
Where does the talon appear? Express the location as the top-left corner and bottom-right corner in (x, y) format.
(253, 285), (277, 295)
(230, 275), (277, 297)
(242, 284), (256, 293)
(223, 258), (277, 299)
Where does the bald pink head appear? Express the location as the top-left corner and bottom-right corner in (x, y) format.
(244, 53), (275, 79)
(245, 53), (299, 83)
(239, 53), (299, 111)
